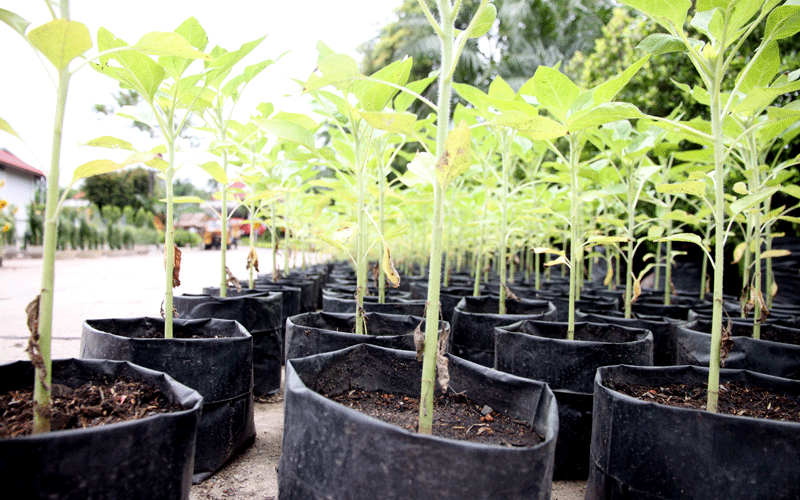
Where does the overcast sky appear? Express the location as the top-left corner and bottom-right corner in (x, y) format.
(1, 0), (401, 188)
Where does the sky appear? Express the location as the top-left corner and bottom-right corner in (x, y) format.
(0, 0), (402, 188)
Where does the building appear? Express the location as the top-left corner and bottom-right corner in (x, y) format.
(0, 149), (46, 247)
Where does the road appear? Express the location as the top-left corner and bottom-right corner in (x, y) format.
(0, 245), (316, 363)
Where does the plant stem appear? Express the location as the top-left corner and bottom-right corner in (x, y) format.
(220, 149), (229, 297)
(567, 133), (581, 340)
(707, 54), (725, 414)
(271, 200), (278, 281)
(33, 36), (72, 434)
(164, 143), (176, 339)
(419, 0), (455, 435)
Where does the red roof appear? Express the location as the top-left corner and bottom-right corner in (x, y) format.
(0, 149), (46, 178)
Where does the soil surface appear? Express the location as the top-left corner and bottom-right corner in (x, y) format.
(612, 381), (800, 422)
(0, 378), (181, 438)
(329, 389), (543, 446)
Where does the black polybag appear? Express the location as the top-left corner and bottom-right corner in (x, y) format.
(278, 344), (558, 500)
(0, 358), (202, 499)
(80, 317), (255, 483)
(175, 292), (282, 395)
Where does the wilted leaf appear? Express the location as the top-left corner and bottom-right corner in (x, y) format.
(436, 120), (472, 187)
(226, 266), (241, 293)
(761, 249), (791, 260)
(172, 246), (181, 288)
(333, 226), (356, 242)
(247, 247), (259, 272)
(382, 246), (401, 288)
(732, 241), (747, 264)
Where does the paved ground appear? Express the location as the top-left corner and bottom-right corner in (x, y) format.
(0, 247), (586, 499)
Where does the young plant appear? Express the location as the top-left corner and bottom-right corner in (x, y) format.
(91, 17), (218, 339)
(1, 6), (210, 432)
(626, 0), (800, 411)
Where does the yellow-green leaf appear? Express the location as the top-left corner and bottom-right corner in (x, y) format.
(436, 120), (472, 187)
(0, 116), (21, 140)
(71, 152), (157, 183)
(82, 136), (136, 150)
(731, 241), (746, 264)
(199, 161), (227, 185)
(28, 19), (92, 70)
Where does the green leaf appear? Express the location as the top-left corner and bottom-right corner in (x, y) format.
(0, 117), (21, 140)
(173, 196), (207, 204)
(394, 72), (438, 113)
(28, 19), (92, 70)
(622, 0), (692, 31)
(71, 152), (158, 183)
(465, 3), (497, 38)
(636, 33), (690, 55)
(690, 8), (724, 46)
(304, 52), (361, 92)
(94, 28), (165, 100)
(730, 186), (780, 216)
(254, 118), (316, 151)
(0, 9), (30, 36)
(736, 41), (780, 94)
(490, 111), (568, 139)
(81, 136), (136, 150)
(360, 111), (418, 136)
(656, 232), (703, 247)
(733, 80), (800, 114)
(407, 151), (436, 186)
(567, 102), (643, 131)
(159, 17), (209, 78)
(534, 66), (579, 123)
(198, 161), (227, 184)
(781, 184), (800, 200)
(436, 120), (472, 187)
(765, 5), (800, 41)
(656, 180), (706, 196)
(205, 36), (266, 87)
(354, 58), (412, 111)
(593, 55), (651, 105)
(134, 31), (212, 60)
(452, 82), (492, 112)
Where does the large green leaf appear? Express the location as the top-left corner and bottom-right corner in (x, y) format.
(304, 52), (361, 92)
(95, 28), (164, 100)
(134, 31), (212, 60)
(159, 17), (208, 79)
(636, 33), (691, 55)
(567, 102), (643, 131)
(71, 152), (158, 183)
(205, 36), (266, 88)
(254, 118), (316, 151)
(360, 111), (418, 137)
(354, 58), (412, 112)
(394, 72), (438, 113)
(622, 0), (692, 32)
(593, 55), (651, 105)
(82, 136), (136, 150)
(735, 40), (779, 94)
(489, 111), (567, 140)
(690, 8), (724, 46)
(730, 186), (780, 216)
(656, 232), (703, 247)
(452, 82), (492, 112)
(28, 19), (92, 70)
(465, 2), (497, 38)
(198, 161), (228, 184)
(765, 5), (800, 41)
(534, 66), (579, 123)
(733, 80), (800, 114)
(656, 180), (706, 196)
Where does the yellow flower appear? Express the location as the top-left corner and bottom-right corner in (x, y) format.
(0, 200), (7, 210)
(2, 224), (10, 233)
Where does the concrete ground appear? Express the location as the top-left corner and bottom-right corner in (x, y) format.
(0, 246), (585, 500)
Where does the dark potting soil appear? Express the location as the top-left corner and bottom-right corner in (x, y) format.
(611, 381), (800, 422)
(0, 378), (183, 438)
(97, 323), (219, 340)
(760, 327), (800, 346)
(328, 389), (544, 446)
